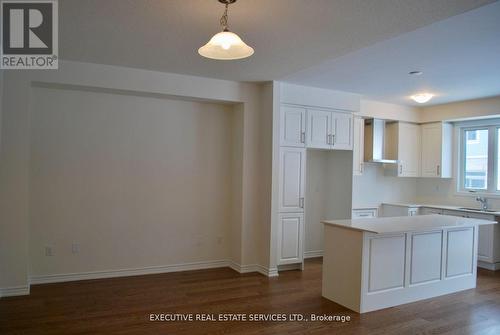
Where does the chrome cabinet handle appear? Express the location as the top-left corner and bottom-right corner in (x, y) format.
(299, 197), (304, 208)
(327, 134), (331, 145)
(332, 134), (336, 145)
(437, 165), (440, 176)
(301, 132), (305, 144)
(360, 163), (364, 173)
(399, 164), (403, 174)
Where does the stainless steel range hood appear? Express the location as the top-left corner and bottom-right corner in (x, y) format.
(364, 119), (399, 164)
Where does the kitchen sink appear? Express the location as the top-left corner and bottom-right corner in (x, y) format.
(458, 207), (497, 213)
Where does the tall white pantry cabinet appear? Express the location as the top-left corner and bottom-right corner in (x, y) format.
(278, 104), (353, 266)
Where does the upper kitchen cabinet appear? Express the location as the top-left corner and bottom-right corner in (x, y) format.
(306, 108), (353, 150)
(353, 116), (364, 175)
(306, 109), (331, 149)
(280, 105), (306, 147)
(332, 112), (353, 150)
(421, 122), (453, 178)
(386, 122), (421, 177)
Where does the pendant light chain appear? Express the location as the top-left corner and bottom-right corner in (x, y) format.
(220, 4), (229, 31)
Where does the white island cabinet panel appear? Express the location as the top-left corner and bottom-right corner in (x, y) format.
(410, 231), (442, 285)
(368, 234), (406, 292)
(446, 228), (474, 278)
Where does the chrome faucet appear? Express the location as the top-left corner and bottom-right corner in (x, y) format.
(476, 197), (488, 211)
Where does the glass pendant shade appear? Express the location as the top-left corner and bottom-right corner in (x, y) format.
(198, 31), (254, 60)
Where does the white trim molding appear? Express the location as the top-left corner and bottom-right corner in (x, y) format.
(30, 260), (229, 284)
(228, 261), (279, 277)
(0, 285), (30, 298)
(30, 259), (278, 285)
(304, 250), (323, 259)
(478, 261), (500, 271)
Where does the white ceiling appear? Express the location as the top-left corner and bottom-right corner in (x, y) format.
(60, 0), (495, 86)
(284, 1), (500, 106)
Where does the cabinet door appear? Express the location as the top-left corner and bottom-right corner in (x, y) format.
(278, 213), (304, 265)
(352, 208), (377, 219)
(306, 109), (331, 149)
(332, 112), (353, 150)
(465, 212), (495, 262)
(421, 123), (442, 177)
(280, 106), (306, 147)
(478, 225), (493, 262)
(279, 148), (306, 212)
(398, 123), (421, 177)
(353, 117), (365, 175)
(442, 210), (468, 217)
(408, 208), (419, 216)
(421, 207), (443, 215)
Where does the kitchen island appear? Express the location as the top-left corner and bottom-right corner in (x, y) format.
(321, 215), (496, 313)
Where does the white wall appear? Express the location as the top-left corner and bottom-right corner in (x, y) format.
(0, 71), (31, 292)
(305, 151), (329, 254)
(352, 164), (418, 207)
(0, 61), (270, 293)
(258, 83), (274, 269)
(305, 150), (353, 254)
(360, 99), (419, 123)
(0, 70), (3, 149)
(419, 96), (500, 123)
(280, 82), (360, 112)
(29, 86), (240, 276)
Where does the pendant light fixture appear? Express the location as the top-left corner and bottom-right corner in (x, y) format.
(411, 93), (434, 104)
(198, 0), (254, 60)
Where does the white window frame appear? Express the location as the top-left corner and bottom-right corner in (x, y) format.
(457, 119), (500, 196)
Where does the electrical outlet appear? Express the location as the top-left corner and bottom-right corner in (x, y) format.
(72, 243), (80, 254)
(45, 246), (53, 256)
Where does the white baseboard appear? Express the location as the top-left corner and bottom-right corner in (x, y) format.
(0, 285), (30, 298)
(30, 260), (229, 284)
(30, 259), (277, 285)
(228, 261), (278, 277)
(478, 261), (500, 271)
(304, 250), (323, 259)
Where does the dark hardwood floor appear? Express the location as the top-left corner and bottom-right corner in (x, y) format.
(1, 258), (499, 334)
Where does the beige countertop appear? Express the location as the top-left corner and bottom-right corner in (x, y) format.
(381, 202), (500, 216)
(322, 214), (496, 234)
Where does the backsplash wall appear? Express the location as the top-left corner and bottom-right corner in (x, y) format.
(416, 177), (500, 210)
(352, 163), (417, 208)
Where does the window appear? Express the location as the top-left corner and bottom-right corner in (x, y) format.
(459, 121), (500, 194)
(463, 129), (488, 190)
(466, 130), (480, 143)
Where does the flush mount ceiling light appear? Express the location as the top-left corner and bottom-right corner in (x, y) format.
(411, 93), (434, 104)
(198, 0), (254, 60)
